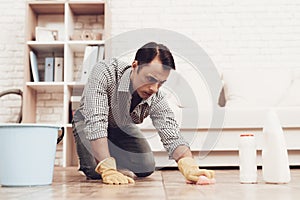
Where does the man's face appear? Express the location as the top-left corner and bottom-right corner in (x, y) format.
(131, 57), (171, 100)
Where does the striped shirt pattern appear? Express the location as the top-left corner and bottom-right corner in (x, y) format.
(76, 58), (189, 158)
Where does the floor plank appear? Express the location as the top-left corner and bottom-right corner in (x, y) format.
(0, 167), (300, 200)
(162, 169), (300, 200)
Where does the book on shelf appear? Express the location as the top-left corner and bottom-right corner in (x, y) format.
(97, 44), (105, 62)
(80, 46), (99, 84)
(45, 57), (54, 82)
(29, 51), (39, 82)
(54, 57), (64, 82)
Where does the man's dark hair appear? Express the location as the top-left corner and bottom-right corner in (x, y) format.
(134, 42), (175, 71)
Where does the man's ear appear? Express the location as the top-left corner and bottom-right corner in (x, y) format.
(132, 60), (138, 69)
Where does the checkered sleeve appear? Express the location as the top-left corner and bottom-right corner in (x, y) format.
(150, 91), (190, 159)
(82, 62), (110, 140)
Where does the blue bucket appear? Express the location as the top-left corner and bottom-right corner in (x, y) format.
(0, 124), (64, 187)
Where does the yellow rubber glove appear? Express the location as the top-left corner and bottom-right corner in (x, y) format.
(178, 157), (215, 182)
(95, 157), (135, 184)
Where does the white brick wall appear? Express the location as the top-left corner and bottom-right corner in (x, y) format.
(109, 0), (300, 70)
(0, 0), (25, 123)
(36, 91), (64, 124)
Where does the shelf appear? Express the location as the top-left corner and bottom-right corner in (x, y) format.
(29, 1), (65, 14)
(26, 82), (64, 92)
(67, 82), (85, 88)
(68, 40), (105, 52)
(69, 1), (105, 15)
(24, 0), (109, 167)
(27, 41), (65, 53)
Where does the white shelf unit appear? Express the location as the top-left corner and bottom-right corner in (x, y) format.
(23, 1), (109, 167)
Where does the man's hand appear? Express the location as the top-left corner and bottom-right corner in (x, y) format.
(95, 157), (135, 184)
(178, 157), (215, 183)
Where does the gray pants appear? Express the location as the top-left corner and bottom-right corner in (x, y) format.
(72, 112), (155, 179)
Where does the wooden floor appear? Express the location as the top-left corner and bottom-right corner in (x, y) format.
(1, 167), (300, 200)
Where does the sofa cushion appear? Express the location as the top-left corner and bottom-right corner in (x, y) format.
(219, 107), (300, 128)
(222, 68), (292, 107)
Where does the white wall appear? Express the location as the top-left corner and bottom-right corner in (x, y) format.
(1, 0), (300, 122)
(0, 0), (25, 122)
(110, 0), (300, 70)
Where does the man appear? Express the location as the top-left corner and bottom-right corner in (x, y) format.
(72, 42), (215, 184)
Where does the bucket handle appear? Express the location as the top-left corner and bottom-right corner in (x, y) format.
(57, 127), (64, 144)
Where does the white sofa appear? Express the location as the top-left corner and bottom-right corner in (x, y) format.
(140, 68), (300, 168)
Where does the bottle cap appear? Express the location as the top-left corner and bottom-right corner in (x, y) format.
(240, 134), (254, 137)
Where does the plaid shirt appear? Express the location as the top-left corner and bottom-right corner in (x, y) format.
(76, 58), (189, 157)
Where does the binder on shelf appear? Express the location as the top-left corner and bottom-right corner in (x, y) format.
(80, 46), (99, 84)
(45, 57), (54, 82)
(97, 45), (105, 62)
(29, 51), (39, 82)
(54, 57), (64, 82)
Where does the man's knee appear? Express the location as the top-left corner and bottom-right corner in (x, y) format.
(133, 153), (156, 177)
